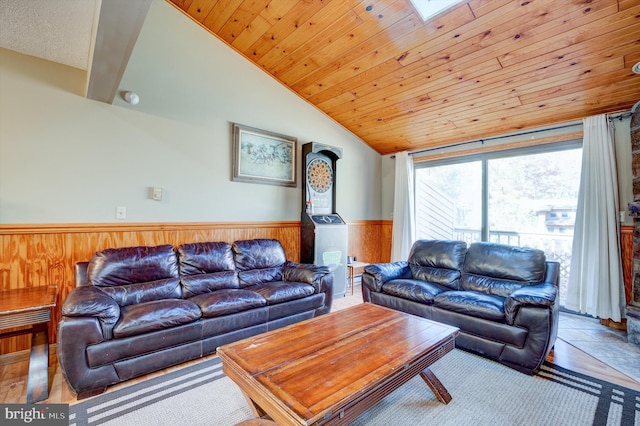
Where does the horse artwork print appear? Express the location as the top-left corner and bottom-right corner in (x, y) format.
(232, 123), (297, 187)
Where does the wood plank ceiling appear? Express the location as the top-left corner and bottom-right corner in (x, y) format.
(167, 0), (640, 155)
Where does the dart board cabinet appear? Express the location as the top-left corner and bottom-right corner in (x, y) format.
(300, 142), (347, 298)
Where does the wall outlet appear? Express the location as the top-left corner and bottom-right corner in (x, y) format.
(116, 206), (127, 220)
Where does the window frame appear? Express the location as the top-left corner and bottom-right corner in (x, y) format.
(413, 139), (583, 242)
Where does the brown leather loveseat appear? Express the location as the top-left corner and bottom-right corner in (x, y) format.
(58, 238), (333, 398)
(362, 240), (559, 375)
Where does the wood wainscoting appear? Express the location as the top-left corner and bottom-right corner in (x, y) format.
(0, 220), (393, 355)
(4, 220), (625, 354)
(347, 220), (392, 266)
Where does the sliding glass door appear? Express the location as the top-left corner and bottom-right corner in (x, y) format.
(414, 142), (582, 306)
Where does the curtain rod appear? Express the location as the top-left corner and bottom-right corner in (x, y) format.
(390, 122), (580, 159)
(608, 111), (632, 121)
(390, 111), (633, 159)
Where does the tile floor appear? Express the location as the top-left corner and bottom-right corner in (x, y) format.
(558, 311), (640, 382)
(337, 283), (640, 383)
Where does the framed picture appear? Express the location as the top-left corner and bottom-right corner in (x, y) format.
(232, 123), (297, 187)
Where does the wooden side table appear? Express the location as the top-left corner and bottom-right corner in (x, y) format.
(0, 286), (58, 403)
(347, 261), (369, 295)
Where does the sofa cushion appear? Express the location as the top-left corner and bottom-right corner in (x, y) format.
(88, 244), (179, 286)
(98, 278), (183, 307)
(267, 293), (325, 321)
(460, 275), (526, 299)
(382, 279), (450, 305)
(177, 241), (236, 275)
(233, 239), (286, 287)
(113, 299), (202, 338)
(408, 240), (467, 290)
(188, 289), (266, 318)
(249, 282), (315, 305)
(434, 291), (506, 322)
(460, 243), (546, 297)
(237, 268), (283, 288)
(464, 242), (547, 281)
(87, 322), (203, 367)
(87, 245), (182, 306)
(180, 271), (239, 298)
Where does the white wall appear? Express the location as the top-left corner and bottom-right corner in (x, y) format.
(0, 0), (382, 224)
(381, 156), (395, 220)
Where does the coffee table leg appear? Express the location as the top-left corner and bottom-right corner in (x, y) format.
(241, 391), (268, 418)
(420, 368), (452, 404)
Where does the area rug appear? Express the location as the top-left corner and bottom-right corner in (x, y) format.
(69, 349), (639, 426)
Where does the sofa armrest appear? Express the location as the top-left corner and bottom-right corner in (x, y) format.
(362, 262), (411, 293)
(62, 286), (120, 340)
(57, 316), (120, 397)
(505, 283), (558, 325)
(544, 261), (560, 286)
(282, 261), (332, 294)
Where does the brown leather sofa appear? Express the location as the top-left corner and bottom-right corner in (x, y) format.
(362, 240), (559, 374)
(58, 238), (333, 398)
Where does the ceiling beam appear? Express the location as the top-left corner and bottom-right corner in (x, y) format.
(86, 0), (152, 104)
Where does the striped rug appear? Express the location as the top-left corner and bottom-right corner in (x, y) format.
(69, 349), (639, 426)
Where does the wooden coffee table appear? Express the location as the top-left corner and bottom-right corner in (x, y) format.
(218, 303), (459, 425)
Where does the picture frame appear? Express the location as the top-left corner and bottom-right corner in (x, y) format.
(232, 123), (297, 187)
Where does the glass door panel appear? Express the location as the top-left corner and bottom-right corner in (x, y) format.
(415, 161), (482, 243)
(487, 148), (582, 306)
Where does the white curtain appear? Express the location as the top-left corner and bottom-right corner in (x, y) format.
(391, 151), (415, 262)
(566, 114), (625, 322)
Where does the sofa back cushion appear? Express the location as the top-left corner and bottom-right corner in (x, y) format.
(233, 239), (286, 288)
(177, 242), (239, 298)
(408, 240), (467, 290)
(87, 245), (181, 306)
(461, 242), (546, 297)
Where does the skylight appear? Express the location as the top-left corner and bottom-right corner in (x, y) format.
(408, 0), (465, 22)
